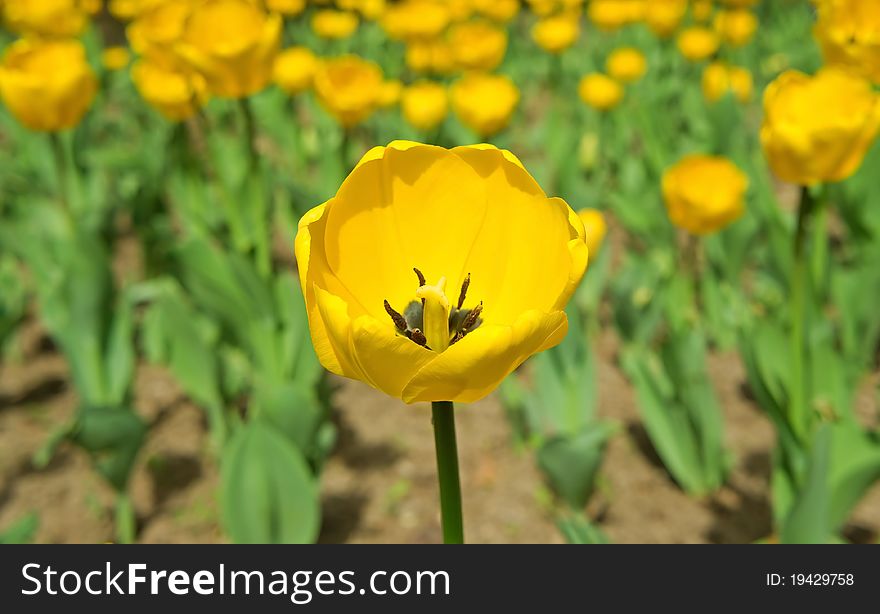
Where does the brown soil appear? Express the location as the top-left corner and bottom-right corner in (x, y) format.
(3, 312), (878, 544)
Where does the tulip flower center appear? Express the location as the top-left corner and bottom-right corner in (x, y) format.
(384, 268), (483, 352)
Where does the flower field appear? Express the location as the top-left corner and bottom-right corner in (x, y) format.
(1, 0), (879, 545)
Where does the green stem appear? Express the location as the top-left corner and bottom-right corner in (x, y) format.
(431, 401), (464, 544)
(49, 132), (69, 213)
(790, 186), (816, 440)
(238, 98), (271, 278)
(810, 193), (828, 297)
(115, 493), (136, 544)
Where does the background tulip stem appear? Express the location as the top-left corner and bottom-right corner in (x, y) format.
(790, 186), (817, 440)
(49, 132), (69, 213)
(431, 401), (464, 544)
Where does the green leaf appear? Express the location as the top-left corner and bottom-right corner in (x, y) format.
(220, 420), (320, 544)
(537, 425), (615, 510)
(827, 419), (880, 532)
(781, 424), (832, 544)
(556, 513), (609, 545)
(0, 513), (39, 544)
(71, 406), (147, 493)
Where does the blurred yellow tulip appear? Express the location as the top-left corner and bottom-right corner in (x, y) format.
(451, 72), (519, 137)
(379, 80), (403, 108)
(606, 47), (647, 83)
(0, 38), (97, 132)
(814, 0), (880, 85)
(532, 14), (581, 55)
(676, 27), (720, 61)
(101, 47), (132, 72)
(449, 21), (508, 72)
(691, 0), (714, 22)
(714, 9), (758, 48)
(177, 0), (281, 99)
(588, 0), (645, 32)
(266, 0), (306, 16)
(701, 61), (752, 103)
(578, 73), (624, 111)
(645, 0), (687, 38)
(577, 208), (608, 255)
(761, 67), (880, 185)
(663, 155), (747, 235)
(314, 55), (384, 127)
(311, 9), (359, 39)
(381, 1), (450, 41)
(132, 59), (208, 121)
(2, 0), (89, 37)
(473, 0), (519, 23)
(273, 46), (318, 95)
(401, 81), (448, 132)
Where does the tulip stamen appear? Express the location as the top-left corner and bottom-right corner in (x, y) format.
(384, 300), (409, 333)
(413, 267), (426, 287)
(457, 273), (471, 310)
(386, 271), (483, 351)
(409, 328), (428, 347)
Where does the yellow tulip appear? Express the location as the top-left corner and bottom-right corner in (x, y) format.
(177, 0), (281, 99)
(691, 0), (714, 22)
(311, 9), (359, 39)
(109, 0), (167, 21)
(473, 0), (520, 23)
(588, 0), (645, 32)
(406, 39), (455, 75)
(273, 46), (318, 95)
(606, 47), (647, 83)
(0, 38), (97, 132)
(402, 81), (448, 132)
(532, 14), (581, 55)
(676, 27), (720, 61)
(102, 46), (132, 72)
(2, 0), (88, 37)
(449, 21), (508, 72)
(645, 0), (687, 38)
(577, 208), (608, 255)
(663, 155), (747, 235)
(313, 55), (384, 127)
(127, 1), (193, 69)
(379, 80), (403, 108)
(701, 61), (752, 103)
(295, 141), (588, 403)
(578, 73), (624, 111)
(132, 59), (207, 121)
(354, 0), (386, 21)
(761, 67), (880, 185)
(265, 0), (306, 16)
(814, 0), (880, 85)
(450, 72), (519, 137)
(381, 1), (450, 41)
(714, 9), (757, 48)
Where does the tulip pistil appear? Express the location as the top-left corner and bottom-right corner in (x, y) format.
(384, 271), (483, 352)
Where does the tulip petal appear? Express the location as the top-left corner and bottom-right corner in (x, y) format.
(401, 310), (568, 404)
(445, 147), (583, 325)
(313, 285), (367, 383)
(323, 144), (490, 320)
(350, 315), (434, 399)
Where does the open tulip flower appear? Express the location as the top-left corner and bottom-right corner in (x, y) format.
(296, 141), (587, 542)
(295, 141), (588, 405)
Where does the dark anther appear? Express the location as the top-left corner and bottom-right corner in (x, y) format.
(450, 331), (465, 346)
(457, 273), (471, 310)
(384, 300), (408, 332)
(413, 267), (426, 287)
(410, 328), (428, 347)
(461, 301), (483, 332)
